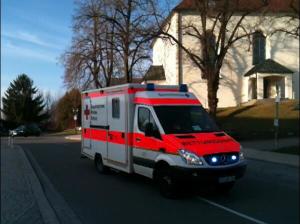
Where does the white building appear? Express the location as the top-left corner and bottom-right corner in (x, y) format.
(146, 0), (299, 108)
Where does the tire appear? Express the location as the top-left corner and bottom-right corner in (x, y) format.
(94, 154), (109, 174)
(156, 167), (178, 199)
(215, 182), (235, 194)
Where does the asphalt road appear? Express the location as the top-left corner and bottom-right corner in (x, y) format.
(15, 136), (299, 224)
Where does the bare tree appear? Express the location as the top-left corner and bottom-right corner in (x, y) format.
(62, 0), (160, 89)
(43, 90), (53, 114)
(101, 0), (160, 82)
(154, 0), (275, 117)
(62, 0), (118, 89)
(271, 0), (299, 38)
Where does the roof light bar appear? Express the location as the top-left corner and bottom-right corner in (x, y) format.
(146, 83), (155, 91)
(179, 84), (188, 92)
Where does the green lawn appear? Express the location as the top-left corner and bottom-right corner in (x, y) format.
(216, 99), (299, 140)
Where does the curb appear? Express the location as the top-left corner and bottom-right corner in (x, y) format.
(15, 145), (60, 224)
(243, 148), (299, 167)
(24, 148), (83, 224)
(65, 135), (81, 141)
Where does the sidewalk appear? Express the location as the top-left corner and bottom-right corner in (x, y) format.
(1, 140), (59, 224)
(241, 137), (299, 167)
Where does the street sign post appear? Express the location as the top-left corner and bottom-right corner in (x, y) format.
(274, 92), (280, 150)
(72, 108), (79, 134)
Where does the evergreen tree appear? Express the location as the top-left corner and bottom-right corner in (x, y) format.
(2, 74), (48, 125)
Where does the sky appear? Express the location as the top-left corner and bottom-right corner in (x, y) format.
(1, 0), (75, 99)
(1, 0), (180, 100)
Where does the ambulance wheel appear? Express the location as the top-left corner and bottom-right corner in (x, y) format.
(157, 168), (178, 199)
(94, 154), (109, 174)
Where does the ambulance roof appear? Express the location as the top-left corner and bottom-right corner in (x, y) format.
(81, 83), (180, 94)
(134, 91), (201, 106)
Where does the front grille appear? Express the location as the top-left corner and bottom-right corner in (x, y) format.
(204, 152), (239, 166)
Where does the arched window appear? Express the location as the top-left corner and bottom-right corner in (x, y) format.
(252, 31), (266, 65)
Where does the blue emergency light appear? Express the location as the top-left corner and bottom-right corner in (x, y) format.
(146, 83), (155, 91)
(179, 84), (188, 92)
(211, 157), (218, 163)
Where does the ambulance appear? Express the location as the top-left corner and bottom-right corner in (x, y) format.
(81, 83), (247, 197)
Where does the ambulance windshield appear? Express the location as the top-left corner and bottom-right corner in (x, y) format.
(154, 106), (220, 134)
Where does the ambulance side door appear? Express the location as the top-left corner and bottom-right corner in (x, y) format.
(107, 95), (127, 164)
(132, 105), (163, 177)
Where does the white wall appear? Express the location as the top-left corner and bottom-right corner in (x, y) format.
(269, 32), (299, 99)
(152, 13), (179, 85)
(152, 12), (299, 107)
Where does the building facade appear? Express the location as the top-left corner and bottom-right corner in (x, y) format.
(148, 0), (299, 108)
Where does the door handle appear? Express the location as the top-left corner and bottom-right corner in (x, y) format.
(136, 138), (141, 142)
(159, 148), (166, 153)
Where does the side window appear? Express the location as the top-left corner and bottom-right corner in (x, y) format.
(149, 114), (159, 132)
(138, 107), (158, 133)
(112, 98), (120, 118)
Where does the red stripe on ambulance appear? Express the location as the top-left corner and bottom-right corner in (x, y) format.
(82, 128), (239, 156)
(134, 97), (200, 105)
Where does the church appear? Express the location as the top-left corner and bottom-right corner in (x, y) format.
(145, 0), (299, 108)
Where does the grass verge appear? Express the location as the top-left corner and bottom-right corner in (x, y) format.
(216, 99), (299, 140)
(273, 146), (299, 155)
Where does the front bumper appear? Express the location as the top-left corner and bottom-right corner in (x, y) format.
(170, 160), (247, 184)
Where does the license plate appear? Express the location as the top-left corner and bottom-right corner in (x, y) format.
(218, 176), (235, 183)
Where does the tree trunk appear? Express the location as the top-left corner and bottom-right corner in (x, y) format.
(124, 0), (132, 83)
(124, 52), (130, 82)
(206, 69), (219, 118)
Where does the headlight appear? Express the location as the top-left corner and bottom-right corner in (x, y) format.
(178, 149), (203, 165)
(239, 145), (245, 160)
(239, 152), (245, 160)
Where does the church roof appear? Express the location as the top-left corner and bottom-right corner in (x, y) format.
(144, 65), (166, 81)
(244, 59), (293, 76)
(174, 0), (298, 13)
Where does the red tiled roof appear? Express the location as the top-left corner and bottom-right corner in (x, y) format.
(174, 0), (298, 13)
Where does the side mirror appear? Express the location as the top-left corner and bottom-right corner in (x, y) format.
(144, 123), (154, 137)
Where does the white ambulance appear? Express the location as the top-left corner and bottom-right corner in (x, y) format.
(81, 83), (247, 197)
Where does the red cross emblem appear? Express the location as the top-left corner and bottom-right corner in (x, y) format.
(84, 105), (90, 120)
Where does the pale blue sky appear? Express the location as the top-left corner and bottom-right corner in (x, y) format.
(1, 0), (74, 98)
(1, 0), (179, 99)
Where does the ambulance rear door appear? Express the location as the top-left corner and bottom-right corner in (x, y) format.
(82, 96), (91, 151)
(90, 96), (109, 159)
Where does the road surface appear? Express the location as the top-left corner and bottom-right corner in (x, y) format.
(14, 136), (299, 224)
